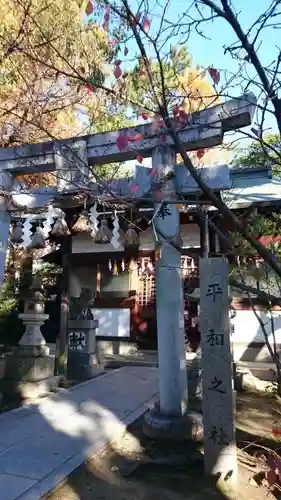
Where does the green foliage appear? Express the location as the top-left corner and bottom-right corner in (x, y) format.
(233, 134), (281, 175)
(0, 282), (23, 346)
(0, 0), (128, 147)
(231, 135), (281, 298)
(0, 0), (135, 184)
(127, 46), (192, 112)
(125, 46), (217, 116)
(230, 210), (281, 299)
(230, 209), (281, 257)
(33, 263), (62, 287)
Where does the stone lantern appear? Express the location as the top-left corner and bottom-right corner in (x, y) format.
(2, 275), (56, 400)
(18, 275), (49, 354)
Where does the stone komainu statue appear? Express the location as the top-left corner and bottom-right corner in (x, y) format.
(69, 288), (96, 320)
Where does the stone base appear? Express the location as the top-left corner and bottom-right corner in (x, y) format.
(4, 352), (55, 382)
(67, 352), (104, 381)
(12, 345), (50, 357)
(143, 404), (204, 441)
(1, 375), (62, 401)
(97, 340), (138, 357)
(1, 349), (56, 401)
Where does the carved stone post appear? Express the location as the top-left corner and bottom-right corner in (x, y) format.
(200, 257), (237, 480)
(67, 290), (104, 381)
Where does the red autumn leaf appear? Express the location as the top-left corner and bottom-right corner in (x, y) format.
(197, 148), (205, 160)
(172, 104), (179, 118)
(137, 153), (143, 163)
(130, 132), (144, 142)
(85, 0), (94, 15)
(266, 469), (277, 487)
(208, 67), (220, 85)
(116, 135), (129, 151)
(129, 184), (138, 192)
(179, 109), (188, 119)
(143, 16), (151, 33)
(124, 46), (128, 56)
(141, 112), (149, 120)
(115, 60), (121, 66)
(272, 427), (281, 436)
(155, 189), (163, 201)
(103, 6), (110, 30)
(85, 82), (94, 92)
(114, 65), (122, 79)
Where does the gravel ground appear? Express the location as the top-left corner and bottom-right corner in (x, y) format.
(46, 391), (281, 500)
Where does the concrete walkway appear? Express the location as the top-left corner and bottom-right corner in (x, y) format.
(0, 366), (158, 500)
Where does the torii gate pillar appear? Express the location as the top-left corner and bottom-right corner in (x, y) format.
(0, 172), (14, 289)
(153, 146), (187, 416)
(144, 146), (203, 440)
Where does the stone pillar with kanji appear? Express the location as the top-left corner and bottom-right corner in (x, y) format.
(67, 290), (103, 381)
(199, 257), (237, 480)
(67, 319), (104, 380)
(144, 146), (203, 441)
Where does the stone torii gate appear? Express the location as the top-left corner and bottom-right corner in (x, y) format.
(0, 92), (256, 477)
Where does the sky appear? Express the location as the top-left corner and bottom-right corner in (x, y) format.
(173, 0), (274, 76)
(123, 0), (280, 136)
(86, 0), (280, 170)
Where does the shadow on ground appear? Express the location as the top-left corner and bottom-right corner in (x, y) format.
(2, 366), (278, 500)
(44, 387), (281, 500)
(46, 412), (226, 500)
